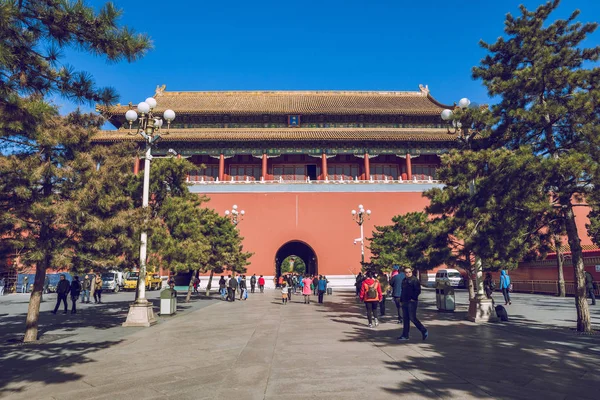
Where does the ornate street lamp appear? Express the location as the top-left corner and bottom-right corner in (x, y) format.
(225, 204), (245, 226)
(351, 204), (371, 266)
(441, 98), (497, 323)
(122, 97), (175, 327)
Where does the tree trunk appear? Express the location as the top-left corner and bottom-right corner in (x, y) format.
(556, 252), (566, 298)
(185, 270), (196, 303)
(205, 270), (214, 296)
(564, 205), (591, 332)
(467, 264), (476, 301)
(23, 258), (49, 342)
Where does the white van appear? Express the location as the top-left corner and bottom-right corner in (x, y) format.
(435, 269), (464, 288)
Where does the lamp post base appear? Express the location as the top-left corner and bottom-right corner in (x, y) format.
(467, 296), (499, 323)
(122, 301), (157, 327)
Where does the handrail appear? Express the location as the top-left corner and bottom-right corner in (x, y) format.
(511, 280), (599, 296)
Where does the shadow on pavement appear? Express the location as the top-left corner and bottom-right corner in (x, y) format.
(320, 291), (600, 400)
(0, 339), (123, 396)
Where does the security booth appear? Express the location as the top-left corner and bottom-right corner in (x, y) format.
(160, 288), (177, 315)
(435, 281), (455, 312)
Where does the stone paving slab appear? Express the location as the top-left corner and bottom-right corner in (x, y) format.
(1, 289), (600, 399)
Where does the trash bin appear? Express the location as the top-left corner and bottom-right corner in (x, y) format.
(327, 287), (333, 295)
(436, 281), (455, 312)
(160, 288), (177, 315)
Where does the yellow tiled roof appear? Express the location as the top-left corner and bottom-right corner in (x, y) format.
(91, 128), (457, 143)
(98, 88), (452, 117)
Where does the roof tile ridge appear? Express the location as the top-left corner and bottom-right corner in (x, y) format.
(158, 90), (424, 96)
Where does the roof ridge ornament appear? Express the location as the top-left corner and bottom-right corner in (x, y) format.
(155, 84), (166, 97)
(419, 84), (430, 96)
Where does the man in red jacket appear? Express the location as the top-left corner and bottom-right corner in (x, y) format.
(258, 275), (265, 293)
(360, 271), (383, 328)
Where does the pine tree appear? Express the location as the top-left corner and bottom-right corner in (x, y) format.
(0, 1), (150, 342)
(472, 0), (600, 331)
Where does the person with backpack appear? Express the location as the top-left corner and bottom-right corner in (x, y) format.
(250, 274), (257, 293)
(499, 270), (512, 305)
(360, 271), (382, 328)
(70, 275), (81, 314)
(389, 265), (405, 324)
(585, 271), (596, 305)
(302, 275), (313, 304)
(398, 267), (428, 341)
(258, 275), (265, 293)
(483, 272), (495, 299)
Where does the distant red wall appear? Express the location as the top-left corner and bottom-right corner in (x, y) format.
(200, 191), (430, 276)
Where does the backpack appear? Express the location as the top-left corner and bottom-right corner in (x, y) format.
(366, 282), (378, 300)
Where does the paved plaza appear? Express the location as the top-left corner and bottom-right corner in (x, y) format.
(1, 288), (599, 400)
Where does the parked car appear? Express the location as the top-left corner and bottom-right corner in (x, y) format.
(435, 269), (465, 288)
(101, 271), (124, 292)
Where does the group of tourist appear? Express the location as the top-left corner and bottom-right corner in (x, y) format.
(51, 274), (104, 315)
(218, 273), (267, 302)
(279, 274), (329, 304)
(356, 265), (428, 341)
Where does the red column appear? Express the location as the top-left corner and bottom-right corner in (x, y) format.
(321, 154), (328, 180)
(364, 153), (370, 181)
(218, 153), (225, 181)
(406, 154), (412, 180)
(133, 156), (139, 175)
(262, 153), (268, 180)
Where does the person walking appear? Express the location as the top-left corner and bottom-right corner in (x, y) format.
(360, 271), (382, 328)
(312, 275), (318, 296)
(499, 270), (511, 305)
(43, 275), (50, 294)
(239, 275), (247, 300)
(250, 274), (257, 293)
(228, 274), (238, 302)
(286, 274), (293, 301)
(389, 266), (405, 324)
(483, 272), (495, 299)
(193, 277), (200, 293)
(355, 272), (363, 296)
(258, 275), (265, 293)
(80, 275), (91, 303)
(0, 277), (5, 296)
(317, 275), (327, 304)
(219, 276), (227, 300)
(585, 271), (596, 305)
(93, 274), (103, 304)
(22, 276), (28, 293)
(70, 276), (81, 314)
(302, 275), (313, 304)
(52, 274), (70, 314)
(378, 272), (390, 317)
(281, 283), (289, 304)
(398, 267), (428, 341)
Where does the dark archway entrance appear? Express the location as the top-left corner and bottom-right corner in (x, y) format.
(275, 241), (317, 278)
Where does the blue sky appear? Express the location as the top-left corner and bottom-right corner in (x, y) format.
(57, 0), (600, 124)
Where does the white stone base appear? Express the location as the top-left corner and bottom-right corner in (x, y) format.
(122, 301), (157, 327)
(467, 296), (499, 323)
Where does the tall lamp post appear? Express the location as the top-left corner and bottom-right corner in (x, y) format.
(122, 97), (176, 327)
(225, 204), (245, 226)
(351, 204), (371, 267)
(441, 98), (497, 323)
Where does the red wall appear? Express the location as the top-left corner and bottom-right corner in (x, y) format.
(200, 191), (430, 276)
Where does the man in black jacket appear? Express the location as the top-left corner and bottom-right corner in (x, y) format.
(398, 267), (428, 341)
(52, 274), (71, 314)
(228, 274), (238, 302)
(250, 274), (257, 293)
(70, 276), (81, 314)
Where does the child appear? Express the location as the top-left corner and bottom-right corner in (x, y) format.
(281, 283), (289, 304)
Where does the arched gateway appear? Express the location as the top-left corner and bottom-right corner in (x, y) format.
(275, 241), (317, 278)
